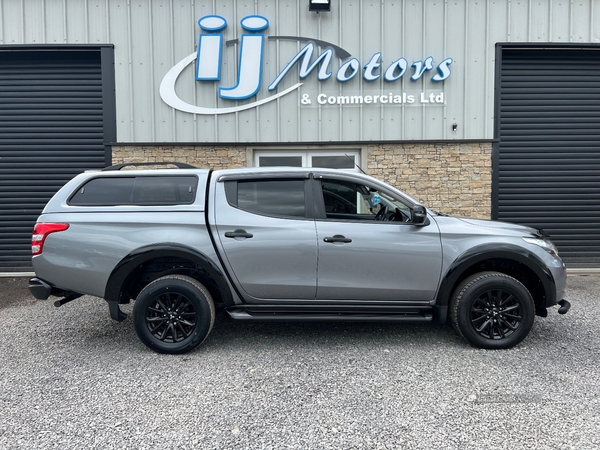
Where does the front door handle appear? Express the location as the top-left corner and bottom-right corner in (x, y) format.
(224, 229), (253, 239)
(323, 234), (352, 243)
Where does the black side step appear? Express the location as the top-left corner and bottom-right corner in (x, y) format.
(227, 310), (433, 322)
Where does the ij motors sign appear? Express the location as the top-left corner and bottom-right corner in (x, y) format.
(160, 15), (453, 115)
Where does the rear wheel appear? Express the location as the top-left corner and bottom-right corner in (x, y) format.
(133, 275), (215, 354)
(450, 272), (535, 349)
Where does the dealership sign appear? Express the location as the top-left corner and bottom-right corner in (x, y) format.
(160, 15), (453, 115)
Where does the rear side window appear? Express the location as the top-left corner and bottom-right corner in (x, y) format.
(225, 180), (306, 218)
(69, 176), (198, 206)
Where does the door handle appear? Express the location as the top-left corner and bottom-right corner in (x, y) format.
(323, 234), (352, 243)
(224, 229), (253, 239)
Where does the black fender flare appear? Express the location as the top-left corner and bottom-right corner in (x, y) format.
(104, 243), (234, 307)
(435, 243), (556, 309)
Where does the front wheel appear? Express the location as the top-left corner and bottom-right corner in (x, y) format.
(133, 275), (215, 354)
(450, 272), (535, 349)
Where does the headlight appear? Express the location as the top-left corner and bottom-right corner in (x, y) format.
(523, 237), (559, 258)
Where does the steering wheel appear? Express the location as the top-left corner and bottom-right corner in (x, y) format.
(374, 205), (388, 221)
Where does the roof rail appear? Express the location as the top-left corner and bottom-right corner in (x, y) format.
(102, 162), (197, 171)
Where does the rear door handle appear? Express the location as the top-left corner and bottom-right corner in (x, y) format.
(323, 234), (352, 243)
(224, 229), (253, 239)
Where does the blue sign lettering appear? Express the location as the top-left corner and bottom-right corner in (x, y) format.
(160, 14), (454, 114)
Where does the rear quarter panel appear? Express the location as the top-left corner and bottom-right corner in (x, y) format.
(32, 209), (216, 298)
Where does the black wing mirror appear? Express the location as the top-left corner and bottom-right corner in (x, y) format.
(412, 205), (428, 226)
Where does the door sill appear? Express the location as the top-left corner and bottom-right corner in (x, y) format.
(226, 309), (433, 322)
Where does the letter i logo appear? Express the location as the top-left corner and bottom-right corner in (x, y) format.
(196, 16), (227, 80)
(196, 15), (269, 101)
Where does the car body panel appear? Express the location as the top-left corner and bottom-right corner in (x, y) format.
(314, 218), (442, 301)
(33, 210), (216, 298)
(212, 194), (319, 300)
(432, 215), (567, 305)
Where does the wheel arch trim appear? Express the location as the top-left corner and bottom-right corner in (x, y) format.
(104, 243), (234, 307)
(435, 243), (556, 308)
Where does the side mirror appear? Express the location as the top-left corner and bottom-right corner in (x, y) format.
(412, 205), (428, 225)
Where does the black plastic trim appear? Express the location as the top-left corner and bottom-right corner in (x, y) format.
(28, 277), (52, 300)
(239, 303), (430, 313)
(104, 244), (234, 307)
(217, 171), (311, 181)
(102, 162), (197, 171)
(435, 243), (557, 309)
(28, 277), (83, 304)
(108, 301), (127, 321)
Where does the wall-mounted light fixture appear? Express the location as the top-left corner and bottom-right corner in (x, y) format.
(309, 0), (331, 12)
(452, 123), (458, 133)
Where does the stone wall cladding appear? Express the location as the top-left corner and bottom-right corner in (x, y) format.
(113, 142), (492, 219)
(367, 143), (492, 219)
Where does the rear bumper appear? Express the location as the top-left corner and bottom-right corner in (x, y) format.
(28, 277), (82, 301)
(28, 277), (52, 300)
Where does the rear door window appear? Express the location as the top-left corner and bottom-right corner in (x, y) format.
(225, 180), (307, 218)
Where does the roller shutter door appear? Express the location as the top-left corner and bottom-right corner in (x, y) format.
(0, 48), (114, 271)
(495, 47), (600, 267)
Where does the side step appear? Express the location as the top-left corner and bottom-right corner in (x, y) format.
(227, 310), (433, 322)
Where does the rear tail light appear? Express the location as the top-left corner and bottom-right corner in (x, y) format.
(32, 223), (69, 256)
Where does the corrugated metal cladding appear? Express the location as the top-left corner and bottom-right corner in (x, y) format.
(495, 47), (600, 267)
(0, 47), (114, 270)
(2, 0), (599, 143)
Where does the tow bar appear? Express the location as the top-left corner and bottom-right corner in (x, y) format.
(53, 293), (82, 308)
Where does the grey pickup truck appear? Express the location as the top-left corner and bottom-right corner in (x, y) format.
(29, 163), (570, 354)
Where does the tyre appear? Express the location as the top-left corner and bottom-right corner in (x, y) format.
(450, 272), (535, 349)
(133, 275), (215, 354)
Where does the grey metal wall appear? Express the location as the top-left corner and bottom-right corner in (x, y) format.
(1, 0), (599, 143)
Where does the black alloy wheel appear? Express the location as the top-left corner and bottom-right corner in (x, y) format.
(133, 275), (215, 354)
(450, 272), (535, 349)
(469, 288), (523, 340)
(145, 291), (197, 343)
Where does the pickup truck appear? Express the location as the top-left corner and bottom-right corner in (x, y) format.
(29, 163), (570, 354)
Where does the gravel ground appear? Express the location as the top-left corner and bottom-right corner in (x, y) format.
(0, 275), (599, 449)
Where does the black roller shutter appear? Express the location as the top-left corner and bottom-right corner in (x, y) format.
(0, 46), (115, 271)
(494, 46), (600, 267)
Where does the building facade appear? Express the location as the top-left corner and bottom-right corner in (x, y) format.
(1, 0), (599, 270)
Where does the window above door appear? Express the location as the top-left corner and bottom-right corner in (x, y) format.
(252, 148), (363, 172)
